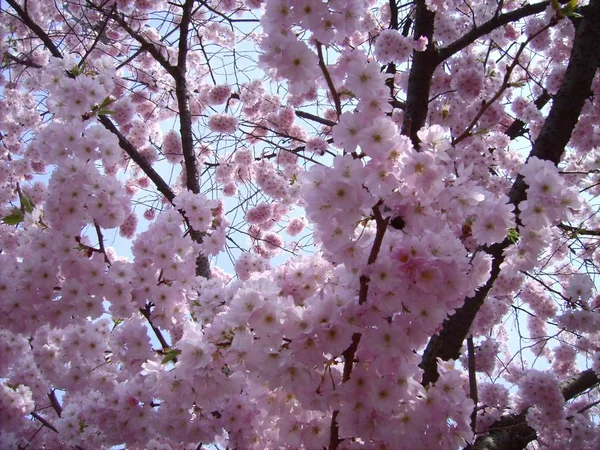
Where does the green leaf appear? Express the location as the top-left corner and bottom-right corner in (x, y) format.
(561, 0), (579, 16)
(70, 65), (82, 77)
(2, 208), (24, 225)
(507, 228), (520, 244)
(99, 96), (115, 108)
(161, 348), (181, 364)
(551, 0), (560, 10)
(442, 103), (451, 120)
(339, 89), (355, 99)
(19, 190), (35, 213)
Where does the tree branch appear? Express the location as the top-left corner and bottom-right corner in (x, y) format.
(31, 412), (58, 433)
(295, 110), (336, 127)
(329, 205), (389, 450)
(503, 91), (551, 140)
(95, 4), (176, 76)
(4, 52), (43, 69)
(420, 0), (600, 387)
(467, 336), (478, 432)
(452, 21), (556, 146)
(6, 0), (63, 58)
(47, 390), (62, 417)
(558, 223), (600, 236)
(139, 304), (171, 351)
(97, 115), (176, 203)
(401, 0), (437, 147)
(438, 1), (554, 61)
(174, 0), (201, 196)
(317, 42), (342, 118)
(468, 369), (600, 450)
(79, 3), (115, 68)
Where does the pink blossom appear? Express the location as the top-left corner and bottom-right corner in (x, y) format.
(208, 114), (238, 134)
(207, 84), (232, 105)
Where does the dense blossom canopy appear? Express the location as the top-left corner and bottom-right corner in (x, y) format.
(1, 0), (600, 449)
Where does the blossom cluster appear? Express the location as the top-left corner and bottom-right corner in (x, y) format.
(2, 0), (600, 449)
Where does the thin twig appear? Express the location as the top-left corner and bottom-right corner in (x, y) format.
(139, 304), (171, 351)
(316, 42), (342, 118)
(47, 390), (62, 417)
(94, 220), (111, 265)
(467, 336), (478, 432)
(31, 412), (58, 433)
(452, 20), (556, 146)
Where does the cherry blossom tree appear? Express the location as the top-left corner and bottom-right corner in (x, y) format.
(1, 0), (600, 449)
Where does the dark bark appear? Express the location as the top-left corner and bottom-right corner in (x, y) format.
(401, 0), (438, 146)
(438, 1), (555, 61)
(400, 0), (572, 148)
(6, 0), (63, 58)
(173, 0), (211, 279)
(503, 91), (551, 140)
(420, 0), (600, 388)
(98, 116), (176, 203)
(467, 370), (600, 450)
(6, 0), (211, 278)
(176, 0), (202, 196)
(6, 0), (62, 59)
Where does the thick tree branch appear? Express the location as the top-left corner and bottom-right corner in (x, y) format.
(47, 390), (62, 417)
(503, 91), (551, 140)
(174, 0), (202, 196)
(31, 412), (58, 433)
(467, 336), (478, 432)
(401, 0), (569, 147)
(401, 0), (437, 146)
(420, 0), (600, 387)
(98, 115), (176, 203)
(420, 241), (505, 385)
(6, 0), (63, 58)
(453, 21), (556, 146)
(169, 0), (211, 277)
(295, 110), (336, 127)
(96, 0), (210, 277)
(438, 1), (555, 61)
(562, 369), (600, 401)
(329, 206), (389, 450)
(467, 369), (600, 450)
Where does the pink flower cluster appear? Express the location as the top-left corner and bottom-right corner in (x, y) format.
(207, 84), (232, 105)
(162, 130), (183, 163)
(520, 157), (581, 229)
(173, 190), (218, 233)
(208, 114), (238, 134)
(518, 370), (565, 426)
(286, 216), (307, 236)
(3, 0), (600, 448)
(374, 29), (413, 63)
